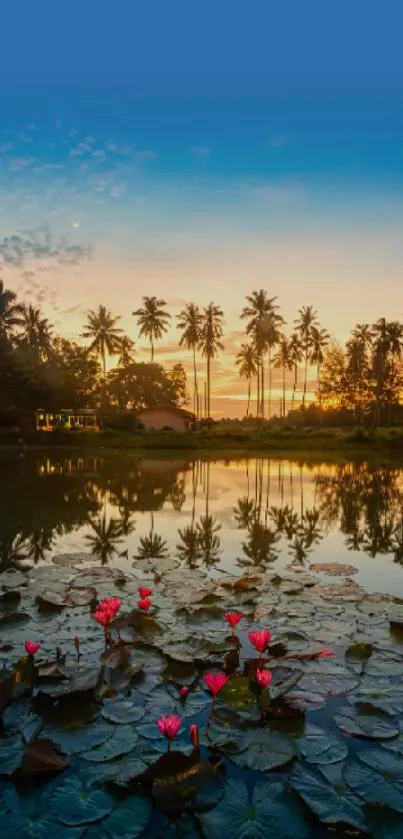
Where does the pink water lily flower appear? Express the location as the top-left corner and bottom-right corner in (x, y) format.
(204, 672), (229, 696)
(224, 611), (243, 630)
(98, 597), (121, 620)
(24, 641), (41, 657)
(256, 668), (272, 689)
(318, 647), (334, 658)
(138, 586), (153, 599)
(157, 715), (182, 741)
(138, 597), (151, 612)
(248, 629), (272, 655)
(92, 609), (111, 628)
(179, 686), (189, 697)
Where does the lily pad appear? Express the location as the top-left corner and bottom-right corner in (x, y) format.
(102, 794), (151, 838)
(344, 750), (403, 813)
(51, 774), (115, 825)
(231, 728), (296, 771)
(101, 697), (145, 724)
(82, 724), (139, 762)
(199, 778), (310, 839)
(201, 724), (250, 755)
(290, 762), (368, 832)
(334, 703), (400, 740)
(0, 734), (25, 775)
(297, 724), (348, 765)
(45, 719), (115, 756)
(151, 753), (225, 813)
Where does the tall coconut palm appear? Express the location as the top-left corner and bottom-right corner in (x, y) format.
(289, 333), (302, 413)
(117, 336), (136, 367)
(177, 303), (202, 417)
(266, 313), (285, 418)
(0, 280), (24, 336)
(18, 304), (52, 359)
(294, 306), (319, 406)
(132, 296), (171, 362)
(310, 326), (330, 408)
(241, 291), (281, 419)
(236, 343), (259, 417)
(274, 337), (293, 418)
(199, 303), (224, 418)
(81, 305), (123, 378)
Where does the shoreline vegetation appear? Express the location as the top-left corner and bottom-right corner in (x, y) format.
(1, 425), (403, 460)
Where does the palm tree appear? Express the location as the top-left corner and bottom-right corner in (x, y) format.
(310, 326), (330, 408)
(85, 514), (125, 564)
(0, 280), (24, 336)
(241, 291), (280, 419)
(133, 296), (171, 362)
(196, 514), (222, 567)
(18, 304), (52, 359)
(117, 336), (136, 367)
(236, 343), (259, 417)
(81, 305), (123, 378)
(177, 303), (202, 417)
(176, 525), (202, 568)
(288, 333), (302, 413)
(266, 312), (285, 418)
(199, 303), (224, 418)
(274, 337), (293, 419)
(135, 531), (168, 560)
(294, 306), (319, 406)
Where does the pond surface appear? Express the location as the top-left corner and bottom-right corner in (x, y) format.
(1, 453), (403, 596)
(1, 453), (403, 838)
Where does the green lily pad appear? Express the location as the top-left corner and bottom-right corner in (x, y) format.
(102, 794), (151, 838)
(199, 778), (310, 839)
(152, 754), (225, 813)
(50, 775), (115, 825)
(290, 762), (368, 832)
(43, 719), (114, 756)
(334, 704), (400, 740)
(231, 728), (296, 771)
(0, 734), (25, 775)
(297, 724), (348, 765)
(101, 697), (145, 724)
(82, 725), (139, 762)
(201, 724), (250, 755)
(344, 750), (403, 813)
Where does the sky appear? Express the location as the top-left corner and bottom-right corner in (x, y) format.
(1, 1), (402, 417)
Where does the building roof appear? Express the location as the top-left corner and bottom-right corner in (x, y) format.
(135, 405), (196, 419)
(35, 408), (97, 415)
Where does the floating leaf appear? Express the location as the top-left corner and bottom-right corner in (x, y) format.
(21, 739), (69, 776)
(82, 724), (139, 762)
(151, 753), (225, 814)
(0, 734), (24, 775)
(199, 778), (310, 839)
(51, 774), (115, 825)
(344, 750), (403, 813)
(334, 703), (400, 740)
(101, 697), (145, 724)
(100, 646), (130, 669)
(102, 794), (151, 838)
(201, 723), (250, 755)
(231, 728), (296, 771)
(290, 762), (368, 832)
(44, 719), (114, 756)
(297, 723), (348, 765)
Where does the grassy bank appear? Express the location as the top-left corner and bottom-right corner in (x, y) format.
(1, 425), (403, 459)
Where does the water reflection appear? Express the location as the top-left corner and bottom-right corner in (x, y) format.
(1, 454), (403, 593)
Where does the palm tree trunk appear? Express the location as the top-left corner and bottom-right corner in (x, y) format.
(317, 363), (321, 407)
(282, 367), (286, 419)
(150, 338), (154, 363)
(256, 364), (260, 424)
(291, 364), (297, 413)
(303, 349), (308, 406)
(268, 347), (272, 419)
(261, 352), (265, 419)
(246, 378), (251, 417)
(207, 355), (211, 417)
(192, 345), (198, 418)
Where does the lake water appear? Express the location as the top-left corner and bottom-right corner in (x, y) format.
(1, 452), (403, 597)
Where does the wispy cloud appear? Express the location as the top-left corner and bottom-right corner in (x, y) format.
(268, 136), (288, 148)
(135, 150), (157, 162)
(0, 227), (92, 267)
(190, 146), (212, 161)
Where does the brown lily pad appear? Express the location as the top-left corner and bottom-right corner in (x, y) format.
(309, 562), (359, 577)
(100, 645), (130, 669)
(21, 739), (69, 776)
(311, 580), (364, 602)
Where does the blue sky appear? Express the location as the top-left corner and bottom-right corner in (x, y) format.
(1, 0), (402, 415)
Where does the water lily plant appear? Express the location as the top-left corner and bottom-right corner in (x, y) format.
(224, 611), (243, 634)
(157, 715), (183, 751)
(248, 629), (272, 659)
(24, 641), (41, 657)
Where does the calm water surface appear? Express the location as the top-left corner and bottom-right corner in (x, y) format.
(1, 452), (403, 597)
